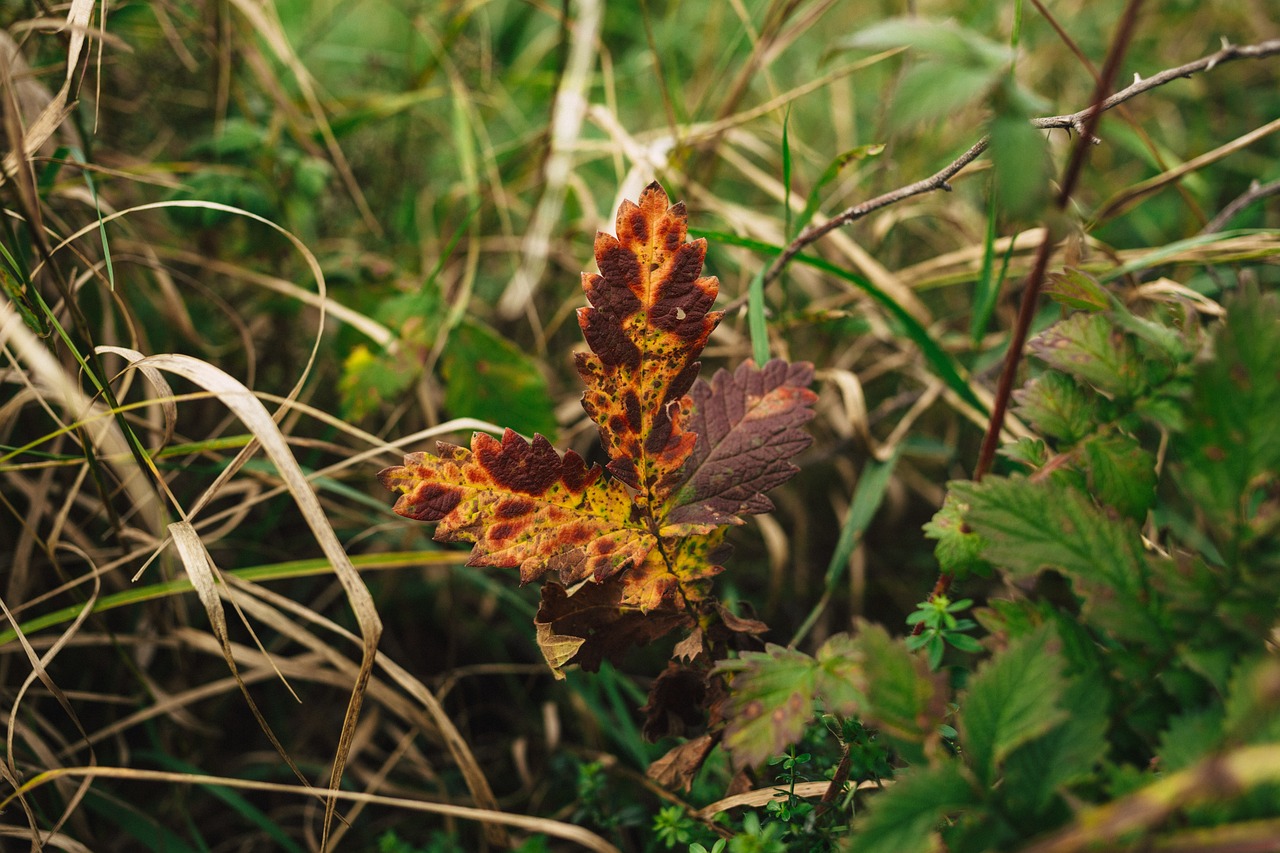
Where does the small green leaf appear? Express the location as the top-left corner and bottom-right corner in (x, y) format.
(990, 106), (1052, 222)
(1000, 436), (1049, 469)
(1013, 371), (1098, 444)
(849, 760), (977, 853)
(1081, 433), (1157, 521)
(1030, 313), (1145, 398)
(959, 626), (1066, 785)
(923, 492), (991, 580)
(1043, 267), (1109, 312)
(339, 344), (417, 421)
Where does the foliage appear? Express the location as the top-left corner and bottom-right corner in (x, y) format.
(380, 185), (816, 670)
(1, 1), (1278, 851)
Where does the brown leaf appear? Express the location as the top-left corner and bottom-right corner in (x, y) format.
(534, 580), (691, 677)
(647, 734), (716, 792)
(642, 662), (709, 741)
(379, 429), (654, 585)
(666, 359), (817, 531)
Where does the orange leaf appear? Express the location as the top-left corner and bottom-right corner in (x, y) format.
(575, 181), (723, 505)
(379, 429), (654, 585)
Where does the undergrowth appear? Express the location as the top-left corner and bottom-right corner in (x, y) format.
(1, 1), (1279, 851)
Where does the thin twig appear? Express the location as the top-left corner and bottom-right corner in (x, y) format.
(752, 36), (1280, 299)
(1200, 177), (1280, 235)
(918, 0), (1147, 624)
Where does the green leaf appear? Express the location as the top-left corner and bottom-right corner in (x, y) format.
(339, 343), (417, 421)
(923, 492), (992, 580)
(1030, 313), (1145, 398)
(1000, 436), (1049, 469)
(1012, 371), (1098, 444)
(849, 760), (977, 853)
(1172, 287), (1280, 547)
(839, 17), (1012, 67)
(959, 626), (1066, 785)
(990, 106), (1052, 222)
(1001, 672), (1110, 815)
(441, 320), (558, 438)
(716, 645), (818, 768)
(1081, 433), (1157, 521)
(951, 476), (1169, 649)
(892, 59), (1001, 127)
(853, 622), (948, 747)
(1043, 267), (1109, 312)
(1158, 707), (1225, 772)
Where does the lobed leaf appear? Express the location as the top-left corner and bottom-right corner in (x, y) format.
(951, 475), (1169, 650)
(576, 182), (724, 503)
(959, 626), (1067, 785)
(665, 359), (817, 530)
(1012, 370), (1098, 445)
(379, 429), (653, 586)
(1029, 312), (1145, 398)
(716, 644), (819, 769)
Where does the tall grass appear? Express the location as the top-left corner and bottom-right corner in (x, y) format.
(1, 1), (1277, 849)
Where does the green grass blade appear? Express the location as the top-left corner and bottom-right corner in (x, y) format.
(790, 447), (901, 647)
(696, 229), (986, 413)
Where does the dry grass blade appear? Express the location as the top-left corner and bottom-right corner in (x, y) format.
(214, 574), (508, 844)
(498, 0), (603, 318)
(1, 541), (104, 843)
(0, 767), (622, 853)
(0, 300), (160, 535)
(133, 353), (382, 851)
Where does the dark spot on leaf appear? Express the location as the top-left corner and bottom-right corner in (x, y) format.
(495, 497), (535, 518)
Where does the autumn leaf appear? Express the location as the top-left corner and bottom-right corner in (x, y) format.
(576, 181), (724, 504)
(381, 181), (815, 687)
(534, 579), (692, 678)
(378, 429), (654, 585)
(665, 359), (818, 531)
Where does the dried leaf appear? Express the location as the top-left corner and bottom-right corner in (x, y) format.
(575, 181), (723, 502)
(379, 429), (653, 585)
(647, 734), (716, 791)
(534, 580), (692, 677)
(642, 662), (710, 741)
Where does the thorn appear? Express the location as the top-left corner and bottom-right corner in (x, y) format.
(940, 181), (953, 192)
(1133, 72), (1143, 84)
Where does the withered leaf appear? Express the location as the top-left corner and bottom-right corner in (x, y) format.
(642, 661), (710, 741)
(647, 734), (716, 792)
(379, 428), (654, 585)
(666, 359), (817, 531)
(576, 181), (723, 503)
(534, 580), (692, 678)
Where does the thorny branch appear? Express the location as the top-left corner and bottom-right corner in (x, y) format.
(754, 36), (1280, 297)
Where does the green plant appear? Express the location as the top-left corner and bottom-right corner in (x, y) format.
(722, 285), (1280, 852)
(380, 182), (816, 759)
(904, 595), (984, 670)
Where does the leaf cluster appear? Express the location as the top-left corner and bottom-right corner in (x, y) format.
(723, 284), (1280, 851)
(380, 183), (817, 770)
